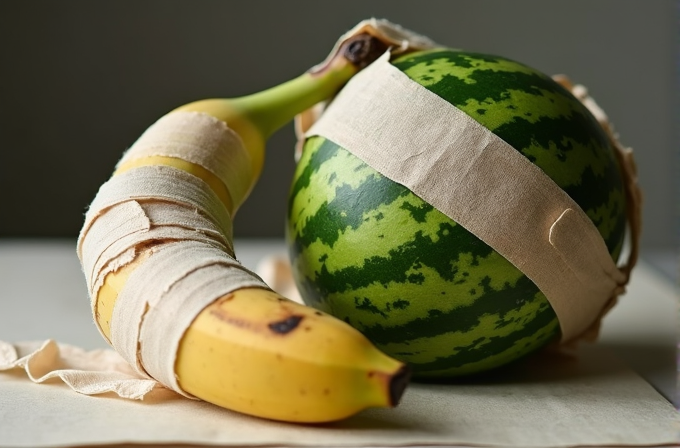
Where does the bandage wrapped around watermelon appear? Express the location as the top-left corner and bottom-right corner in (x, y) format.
(288, 19), (641, 379)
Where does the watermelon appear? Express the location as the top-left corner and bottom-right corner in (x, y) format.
(286, 48), (626, 378)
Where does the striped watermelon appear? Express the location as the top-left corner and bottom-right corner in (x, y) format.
(286, 48), (626, 378)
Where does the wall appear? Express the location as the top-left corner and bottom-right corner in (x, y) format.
(0, 0), (676, 251)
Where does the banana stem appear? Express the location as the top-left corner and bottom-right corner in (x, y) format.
(229, 59), (358, 139)
(228, 33), (389, 139)
(169, 33), (389, 204)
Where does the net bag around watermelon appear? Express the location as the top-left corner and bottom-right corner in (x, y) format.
(288, 19), (642, 379)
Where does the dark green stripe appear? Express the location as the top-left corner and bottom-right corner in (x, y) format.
(301, 221), (494, 298)
(292, 165), (409, 249)
(287, 137), (339, 218)
(392, 50), (567, 113)
(393, 49), (497, 71)
(400, 201), (433, 223)
(494, 113), (606, 171)
(358, 274), (548, 344)
(411, 302), (559, 374)
(563, 170), (626, 256)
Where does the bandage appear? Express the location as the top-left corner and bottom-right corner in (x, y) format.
(77, 115), (269, 397)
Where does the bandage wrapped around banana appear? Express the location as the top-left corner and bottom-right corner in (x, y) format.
(77, 27), (431, 423)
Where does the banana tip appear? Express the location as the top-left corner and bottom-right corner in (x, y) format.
(388, 364), (412, 407)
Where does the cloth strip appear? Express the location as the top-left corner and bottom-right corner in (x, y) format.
(0, 340), (158, 399)
(139, 258), (269, 395)
(78, 164), (233, 258)
(117, 111), (253, 211)
(78, 140), (269, 397)
(79, 200), (149, 301)
(81, 199), (231, 304)
(306, 52), (626, 343)
(88, 222), (231, 332)
(77, 165), (235, 328)
(111, 240), (268, 395)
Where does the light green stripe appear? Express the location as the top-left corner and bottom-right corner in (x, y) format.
(463, 88), (582, 130)
(314, 249), (526, 329)
(298, 194), (443, 274)
(290, 147), (374, 236)
(585, 188), (625, 242)
(401, 55), (538, 88)
(416, 318), (560, 377)
(521, 136), (611, 187)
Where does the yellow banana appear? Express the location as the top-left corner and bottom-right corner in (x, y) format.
(90, 33), (411, 423)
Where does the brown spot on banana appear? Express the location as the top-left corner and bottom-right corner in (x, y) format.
(268, 315), (304, 335)
(206, 298), (307, 336)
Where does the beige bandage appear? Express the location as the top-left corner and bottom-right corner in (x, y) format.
(78, 162), (269, 396)
(78, 165), (235, 308)
(111, 240), (267, 396)
(80, 165), (233, 248)
(117, 111), (254, 211)
(305, 52), (638, 343)
(81, 200), (231, 306)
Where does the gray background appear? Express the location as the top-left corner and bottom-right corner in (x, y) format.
(0, 0), (677, 253)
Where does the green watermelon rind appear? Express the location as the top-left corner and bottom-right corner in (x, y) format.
(286, 48), (626, 378)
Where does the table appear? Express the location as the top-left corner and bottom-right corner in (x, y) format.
(0, 239), (677, 448)
(0, 239), (676, 403)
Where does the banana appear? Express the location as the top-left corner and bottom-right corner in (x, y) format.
(89, 33), (412, 423)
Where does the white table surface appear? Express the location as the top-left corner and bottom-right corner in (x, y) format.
(0, 238), (677, 407)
